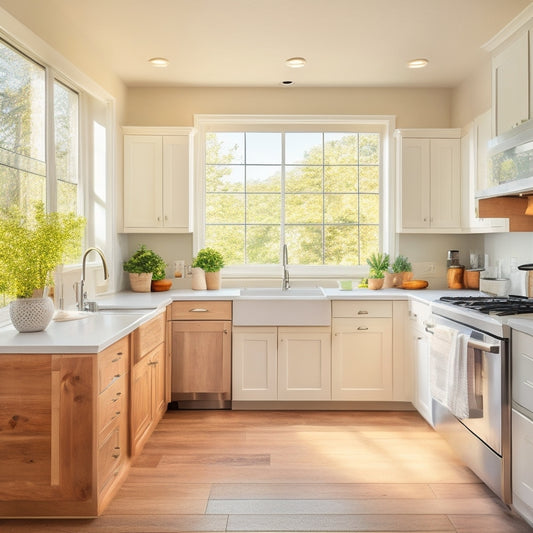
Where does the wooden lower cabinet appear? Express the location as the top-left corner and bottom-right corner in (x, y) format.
(130, 311), (167, 457)
(0, 337), (130, 517)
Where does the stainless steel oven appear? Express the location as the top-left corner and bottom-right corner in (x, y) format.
(429, 299), (512, 504)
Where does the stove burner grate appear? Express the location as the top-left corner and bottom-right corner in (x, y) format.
(439, 295), (533, 316)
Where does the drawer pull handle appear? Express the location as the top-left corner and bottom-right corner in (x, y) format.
(189, 308), (209, 313)
(111, 356), (122, 363)
(112, 453), (120, 459)
(114, 373), (121, 379)
(115, 411), (121, 416)
(116, 392), (122, 397)
(357, 310), (369, 315)
(112, 398), (118, 403)
(224, 329), (228, 334)
(357, 326), (368, 331)
(148, 361), (159, 366)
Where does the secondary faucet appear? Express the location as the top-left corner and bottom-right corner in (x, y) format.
(282, 244), (290, 290)
(77, 247), (110, 311)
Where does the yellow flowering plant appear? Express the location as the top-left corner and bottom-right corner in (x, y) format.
(0, 202), (86, 298)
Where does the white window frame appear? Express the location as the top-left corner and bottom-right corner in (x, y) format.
(0, 9), (116, 322)
(194, 114), (396, 279)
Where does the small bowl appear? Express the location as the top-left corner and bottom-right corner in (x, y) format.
(338, 280), (353, 291)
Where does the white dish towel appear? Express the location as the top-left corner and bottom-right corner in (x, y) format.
(429, 325), (474, 419)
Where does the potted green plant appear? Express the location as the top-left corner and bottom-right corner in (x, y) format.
(366, 252), (390, 290)
(0, 202), (86, 332)
(123, 245), (168, 292)
(391, 254), (413, 287)
(192, 247), (225, 290)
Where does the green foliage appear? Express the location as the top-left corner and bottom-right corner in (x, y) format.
(0, 202), (86, 298)
(391, 255), (412, 273)
(205, 132), (380, 266)
(366, 252), (390, 278)
(192, 247), (225, 272)
(123, 245), (167, 280)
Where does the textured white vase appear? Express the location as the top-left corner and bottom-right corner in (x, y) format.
(191, 267), (207, 290)
(9, 297), (55, 332)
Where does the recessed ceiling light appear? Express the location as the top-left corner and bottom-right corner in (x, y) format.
(407, 58), (429, 69)
(286, 57), (306, 68)
(149, 57), (169, 68)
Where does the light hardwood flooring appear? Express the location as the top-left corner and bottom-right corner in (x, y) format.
(1, 410), (532, 532)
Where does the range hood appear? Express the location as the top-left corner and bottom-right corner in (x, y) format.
(476, 119), (533, 199)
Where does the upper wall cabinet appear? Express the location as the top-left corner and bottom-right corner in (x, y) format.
(395, 129), (461, 233)
(460, 111), (508, 233)
(123, 127), (195, 233)
(485, 6), (533, 137)
(492, 31), (529, 136)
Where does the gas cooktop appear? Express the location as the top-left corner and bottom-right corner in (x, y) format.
(439, 295), (533, 316)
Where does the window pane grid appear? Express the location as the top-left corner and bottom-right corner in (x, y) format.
(205, 131), (380, 266)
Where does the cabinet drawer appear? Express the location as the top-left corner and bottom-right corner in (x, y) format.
(98, 337), (129, 393)
(171, 300), (232, 320)
(98, 424), (122, 493)
(332, 300), (392, 318)
(513, 330), (533, 412)
(132, 311), (166, 362)
(98, 378), (125, 439)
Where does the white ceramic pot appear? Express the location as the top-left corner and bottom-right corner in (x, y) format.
(191, 267), (207, 290)
(9, 297), (55, 332)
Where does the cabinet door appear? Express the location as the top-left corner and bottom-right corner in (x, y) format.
(232, 327), (278, 401)
(512, 409), (533, 521)
(430, 138), (461, 229)
(493, 31), (529, 136)
(131, 356), (152, 454)
(400, 138), (431, 229)
(124, 135), (162, 230)
(277, 327), (331, 401)
(152, 343), (167, 417)
(171, 321), (232, 395)
(332, 318), (392, 401)
(413, 332), (433, 425)
(162, 136), (191, 231)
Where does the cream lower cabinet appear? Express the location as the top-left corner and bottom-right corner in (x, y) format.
(406, 299), (433, 425)
(331, 300), (392, 401)
(232, 326), (331, 401)
(278, 327), (331, 400)
(232, 327), (278, 400)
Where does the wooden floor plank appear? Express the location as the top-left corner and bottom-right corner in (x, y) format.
(0, 410), (532, 532)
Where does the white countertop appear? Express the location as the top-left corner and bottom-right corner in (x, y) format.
(0, 287), (485, 354)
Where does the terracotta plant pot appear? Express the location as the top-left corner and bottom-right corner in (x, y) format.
(205, 270), (221, 290)
(129, 272), (152, 292)
(367, 278), (384, 290)
(151, 279), (172, 292)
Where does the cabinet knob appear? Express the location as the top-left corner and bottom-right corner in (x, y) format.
(224, 329), (228, 334)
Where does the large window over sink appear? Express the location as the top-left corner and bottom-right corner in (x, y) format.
(195, 115), (394, 278)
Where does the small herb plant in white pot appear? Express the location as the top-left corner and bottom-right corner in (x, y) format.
(192, 248), (225, 290)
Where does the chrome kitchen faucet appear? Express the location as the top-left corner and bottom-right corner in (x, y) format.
(282, 244), (290, 290)
(76, 247), (110, 311)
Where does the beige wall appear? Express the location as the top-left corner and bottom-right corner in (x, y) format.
(451, 57), (492, 128)
(125, 86), (453, 128)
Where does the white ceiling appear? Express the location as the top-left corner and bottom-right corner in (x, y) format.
(0, 0), (531, 88)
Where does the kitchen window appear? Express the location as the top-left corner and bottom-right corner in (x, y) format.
(0, 34), (113, 311)
(195, 115), (394, 278)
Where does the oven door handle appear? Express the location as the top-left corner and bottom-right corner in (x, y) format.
(424, 322), (500, 354)
(468, 338), (500, 354)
